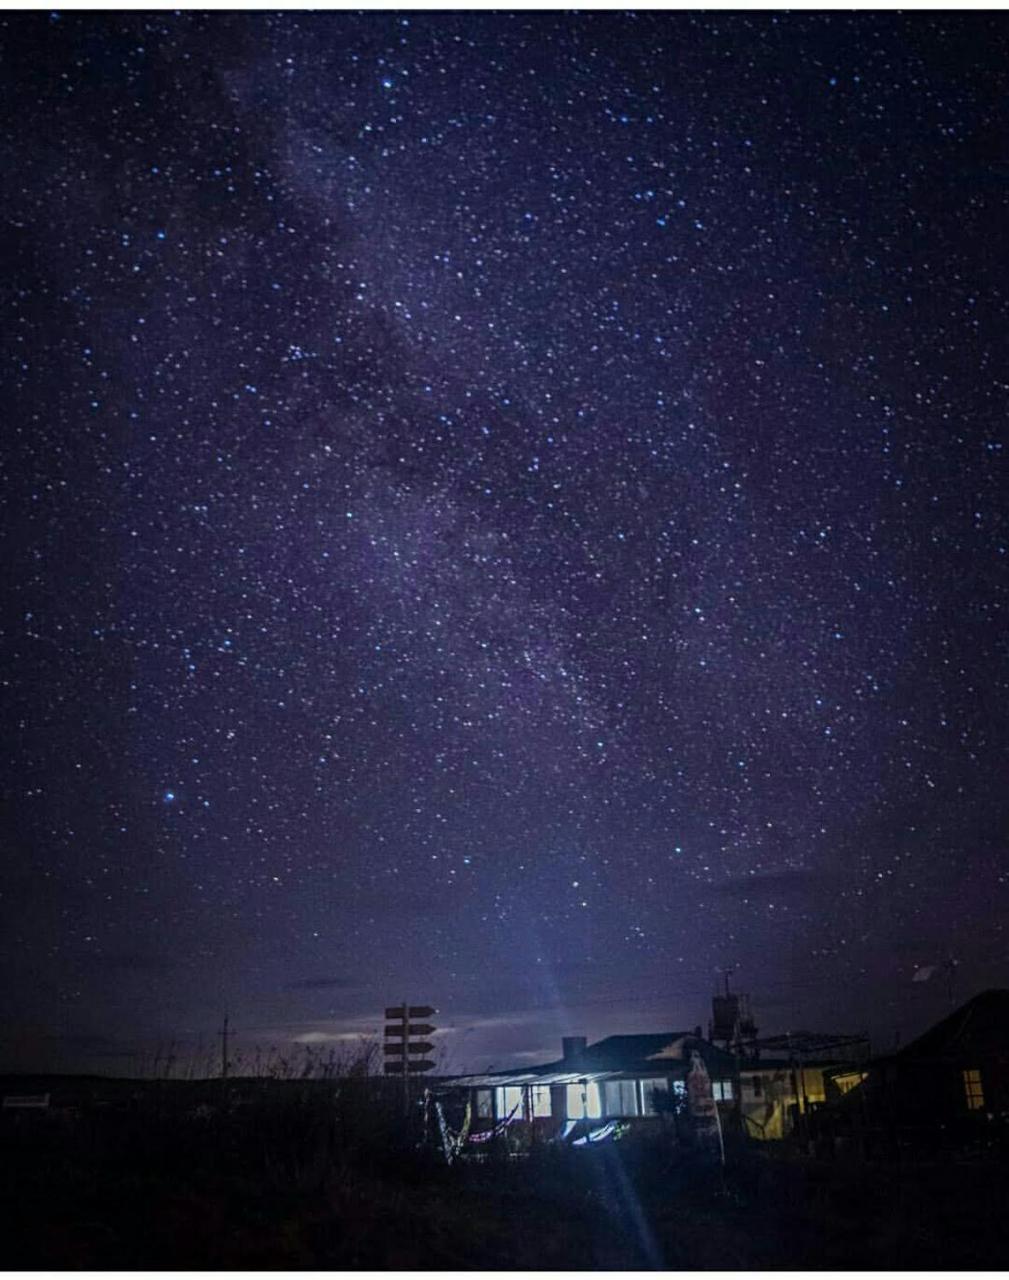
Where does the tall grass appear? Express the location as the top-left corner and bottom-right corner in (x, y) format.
(3, 1061), (1009, 1269)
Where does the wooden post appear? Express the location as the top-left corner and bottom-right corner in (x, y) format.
(401, 1000), (409, 1117)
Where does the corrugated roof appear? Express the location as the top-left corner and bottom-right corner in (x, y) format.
(438, 1031), (739, 1090)
(434, 1069), (622, 1090)
(743, 1031), (869, 1059)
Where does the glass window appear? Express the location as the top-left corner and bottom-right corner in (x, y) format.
(495, 1084), (551, 1119)
(604, 1079), (640, 1117)
(529, 1085), (552, 1117)
(566, 1081), (602, 1119)
(475, 1089), (493, 1118)
(712, 1080), (734, 1101)
(963, 1069), (984, 1111)
(496, 1086), (523, 1119)
(640, 1077), (670, 1115)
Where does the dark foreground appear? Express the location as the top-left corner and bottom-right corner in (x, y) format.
(3, 1078), (1009, 1269)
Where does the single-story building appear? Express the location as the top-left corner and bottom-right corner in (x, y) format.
(432, 1029), (738, 1153)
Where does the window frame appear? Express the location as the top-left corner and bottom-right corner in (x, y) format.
(495, 1084), (552, 1120)
(639, 1076), (671, 1115)
(603, 1078), (641, 1118)
(566, 1079), (603, 1120)
(963, 1068), (985, 1111)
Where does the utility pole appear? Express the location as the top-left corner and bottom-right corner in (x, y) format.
(219, 1014), (230, 1082)
(398, 1000), (408, 1114)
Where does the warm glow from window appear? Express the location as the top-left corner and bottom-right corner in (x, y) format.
(566, 1081), (602, 1119)
(963, 1068), (984, 1111)
(833, 1071), (866, 1096)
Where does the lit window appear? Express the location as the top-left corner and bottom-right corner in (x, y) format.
(495, 1085), (551, 1119)
(475, 1089), (493, 1119)
(529, 1085), (552, 1117)
(640, 1077), (670, 1114)
(604, 1079), (640, 1117)
(566, 1081), (602, 1119)
(963, 1069), (985, 1111)
(712, 1080), (734, 1102)
(495, 1086), (523, 1120)
(832, 1071), (866, 1096)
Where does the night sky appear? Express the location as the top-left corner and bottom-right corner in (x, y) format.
(2, 10), (1008, 1077)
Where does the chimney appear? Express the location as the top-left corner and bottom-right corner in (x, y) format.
(562, 1036), (587, 1063)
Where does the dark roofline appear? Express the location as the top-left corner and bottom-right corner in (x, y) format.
(739, 1057), (852, 1071)
(892, 988), (1009, 1062)
(534, 1030), (737, 1075)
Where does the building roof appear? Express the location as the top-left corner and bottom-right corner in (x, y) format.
(434, 1068), (623, 1090)
(439, 1031), (738, 1091)
(570, 1031), (738, 1075)
(575, 1033), (693, 1068)
(893, 989), (1009, 1063)
(741, 1031), (869, 1061)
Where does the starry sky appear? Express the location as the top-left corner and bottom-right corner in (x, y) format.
(2, 9), (1007, 1076)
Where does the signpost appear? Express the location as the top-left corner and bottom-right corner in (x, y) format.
(384, 1003), (437, 1111)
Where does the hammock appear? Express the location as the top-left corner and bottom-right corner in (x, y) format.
(467, 1100), (521, 1143)
(435, 1097), (472, 1164)
(571, 1120), (627, 1146)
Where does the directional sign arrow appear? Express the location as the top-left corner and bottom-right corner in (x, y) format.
(385, 1023), (436, 1038)
(383, 1041), (435, 1056)
(384, 1005), (436, 1020)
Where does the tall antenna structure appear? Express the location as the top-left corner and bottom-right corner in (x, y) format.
(944, 955), (959, 1009)
(912, 954), (960, 1010)
(709, 967), (758, 1055)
